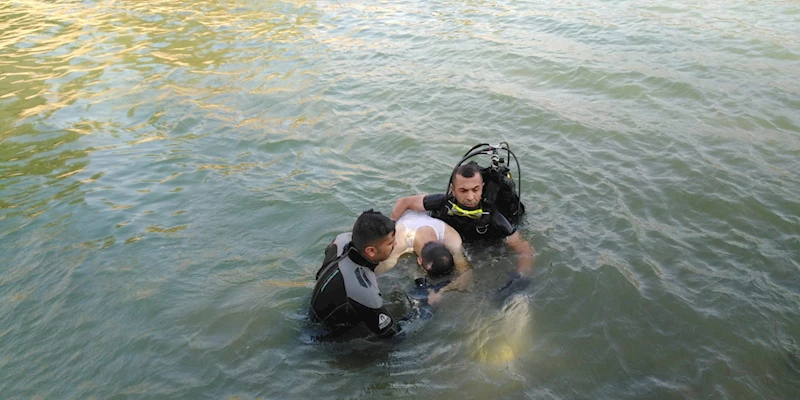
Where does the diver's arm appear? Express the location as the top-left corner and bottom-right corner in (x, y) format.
(390, 195), (427, 220)
(353, 301), (400, 338)
(506, 231), (535, 276)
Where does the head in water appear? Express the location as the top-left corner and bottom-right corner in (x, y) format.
(450, 161), (484, 209)
(352, 209), (396, 263)
(418, 242), (455, 277)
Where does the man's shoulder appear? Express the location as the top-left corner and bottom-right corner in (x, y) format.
(422, 193), (447, 210)
(334, 232), (352, 243)
(342, 265), (383, 309)
(317, 232), (352, 280)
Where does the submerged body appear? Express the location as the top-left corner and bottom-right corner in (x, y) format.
(471, 293), (533, 366)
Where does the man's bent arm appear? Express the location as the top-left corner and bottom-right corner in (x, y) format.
(506, 231), (535, 276)
(390, 195), (427, 220)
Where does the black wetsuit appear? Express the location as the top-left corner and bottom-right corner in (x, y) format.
(310, 233), (400, 338)
(423, 193), (517, 242)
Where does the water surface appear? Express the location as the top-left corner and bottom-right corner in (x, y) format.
(1, 0), (799, 398)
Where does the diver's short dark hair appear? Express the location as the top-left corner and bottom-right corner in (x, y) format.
(352, 209), (395, 251)
(454, 161), (482, 180)
(421, 242), (455, 277)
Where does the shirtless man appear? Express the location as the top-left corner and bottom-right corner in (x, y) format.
(375, 210), (472, 303)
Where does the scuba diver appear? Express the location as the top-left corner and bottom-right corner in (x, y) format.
(390, 143), (535, 276)
(375, 210), (473, 303)
(309, 210), (401, 339)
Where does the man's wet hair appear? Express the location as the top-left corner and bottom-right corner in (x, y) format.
(352, 209), (395, 251)
(454, 161), (482, 180)
(421, 242), (455, 277)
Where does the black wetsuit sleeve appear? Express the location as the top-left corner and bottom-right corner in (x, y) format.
(491, 210), (516, 238)
(315, 241), (339, 280)
(423, 194), (447, 211)
(351, 301), (401, 337)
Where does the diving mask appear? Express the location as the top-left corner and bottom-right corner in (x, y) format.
(447, 201), (488, 220)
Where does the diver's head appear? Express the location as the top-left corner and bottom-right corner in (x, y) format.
(450, 161), (484, 209)
(352, 209), (396, 264)
(418, 242), (455, 278)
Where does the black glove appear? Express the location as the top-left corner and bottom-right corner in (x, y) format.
(493, 272), (531, 303)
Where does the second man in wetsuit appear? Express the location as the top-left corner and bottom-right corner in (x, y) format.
(310, 210), (401, 338)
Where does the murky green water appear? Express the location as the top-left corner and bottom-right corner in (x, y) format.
(2, 0), (799, 398)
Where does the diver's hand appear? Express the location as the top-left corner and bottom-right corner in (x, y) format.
(427, 289), (443, 305)
(390, 207), (402, 221)
(390, 199), (407, 220)
(496, 272), (532, 296)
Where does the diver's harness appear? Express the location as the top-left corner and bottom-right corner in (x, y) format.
(434, 142), (525, 236)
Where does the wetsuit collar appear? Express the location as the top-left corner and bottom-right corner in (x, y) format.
(344, 242), (379, 270)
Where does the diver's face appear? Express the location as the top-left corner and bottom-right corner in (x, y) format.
(450, 173), (483, 208)
(366, 231), (396, 263)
